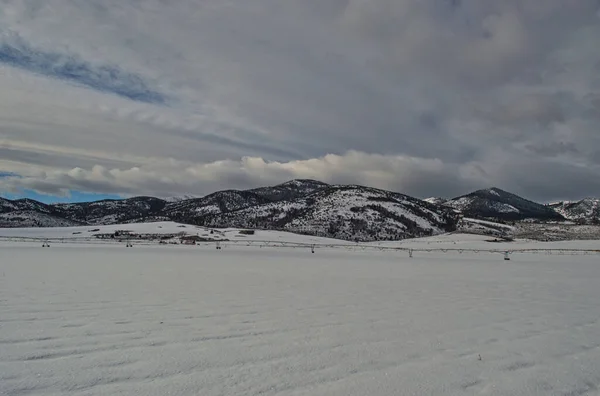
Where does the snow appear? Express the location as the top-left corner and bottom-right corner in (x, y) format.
(448, 197), (520, 214)
(208, 187), (452, 241)
(462, 217), (514, 230)
(447, 196), (471, 211)
(163, 195), (198, 202)
(0, 211), (80, 228)
(423, 197), (446, 205)
(2, 232), (600, 395)
(365, 231), (600, 251)
(494, 203), (520, 213)
(551, 198), (600, 222)
(0, 221), (344, 245)
(455, 218), (515, 237)
(0, 222), (193, 240)
(514, 222), (600, 241)
(194, 204), (220, 214)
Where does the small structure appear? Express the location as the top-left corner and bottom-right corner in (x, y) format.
(114, 230), (132, 237)
(180, 237), (197, 245)
(180, 235), (206, 245)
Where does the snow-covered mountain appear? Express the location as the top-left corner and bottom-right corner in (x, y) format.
(0, 197), (83, 228)
(163, 190), (272, 221)
(1, 197), (22, 213)
(163, 195), (199, 203)
(249, 179), (329, 201)
(198, 185), (459, 241)
(0, 180), (459, 241)
(163, 179), (330, 223)
(0, 197), (53, 214)
(54, 197), (167, 225)
(13, 181), (597, 240)
(423, 197), (448, 206)
(447, 187), (564, 221)
(548, 198), (600, 224)
(0, 211), (82, 228)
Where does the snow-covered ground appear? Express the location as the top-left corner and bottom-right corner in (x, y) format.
(2, 234), (600, 395)
(368, 232), (600, 252)
(0, 222), (216, 240)
(462, 217), (515, 230)
(0, 222), (343, 245)
(514, 222), (600, 242)
(3, 221), (599, 250)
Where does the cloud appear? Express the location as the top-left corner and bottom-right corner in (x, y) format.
(0, 0), (599, 201)
(525, 141), (579, 157)
(0, 151), (484, 200)
(0, 33), (167, 104)
(338, 0), (598, 86)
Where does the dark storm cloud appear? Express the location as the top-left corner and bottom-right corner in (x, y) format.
(525, 142), (579, 157)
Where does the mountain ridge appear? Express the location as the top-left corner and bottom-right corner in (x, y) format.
(548, 198), (600, 224)
(446, 187), (565, 222)
(1, 180), (459, 241)
(2, 181), (599, 239)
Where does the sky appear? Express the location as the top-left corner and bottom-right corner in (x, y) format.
(0, 1), (599, 203)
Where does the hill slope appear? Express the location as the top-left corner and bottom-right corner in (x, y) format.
(0, 211), (82, 228)
(54, 197), (167, 225)
(248, 179), (329, 201)
(0, 180), (459, 241)
(548, 199), (600, 224)
(199, 185), (459, 241)
(447, 188), (564, 221)
(163, 190), (273, 222)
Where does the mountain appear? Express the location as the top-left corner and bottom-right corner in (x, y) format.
(163, 190), (273, 222)
(447, 187), (564, 221)
(423, 197), (448, 206)
(0, 197), (54, 214)
(0, 180), (460, 241)
(164, 195), (199, 203)
(0, 197), (18, 213)
(0, 198), (82, 228)
(198, 185), (459, 241)
(548, 198), (600, 224)
(0, 211), (82, 228)
(248, 179), (329, 201)
(53, 197), (167, 225)
(163, 179), (329, 222)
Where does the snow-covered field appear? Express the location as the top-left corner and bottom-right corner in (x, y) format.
(2, 230), (600, 395)
(0, 222), (343, 245)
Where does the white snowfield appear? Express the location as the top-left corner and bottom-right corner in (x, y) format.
(0, 222), (342, 245)
(1, 226), (600, 395)
(1, 221), (599, 252)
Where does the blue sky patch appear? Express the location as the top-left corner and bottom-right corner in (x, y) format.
(0, 171), (19, 178)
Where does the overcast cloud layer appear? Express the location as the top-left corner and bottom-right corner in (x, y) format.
(1, 0), (599, 202)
